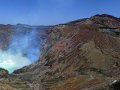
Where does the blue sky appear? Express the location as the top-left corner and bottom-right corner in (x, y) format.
(0, 0), (120, 25)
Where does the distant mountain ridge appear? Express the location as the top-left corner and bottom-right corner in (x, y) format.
(68, 14), (120, 27)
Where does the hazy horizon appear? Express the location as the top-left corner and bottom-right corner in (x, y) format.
(0, 0), (120, 25)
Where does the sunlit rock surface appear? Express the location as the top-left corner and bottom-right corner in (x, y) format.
(1, 14), (120, 90)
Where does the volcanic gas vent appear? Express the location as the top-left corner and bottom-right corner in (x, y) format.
(0, 24), (49, 73)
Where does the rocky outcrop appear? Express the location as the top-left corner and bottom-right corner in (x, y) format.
(0, 68), (8, 78)
(11, 14), (120, 90)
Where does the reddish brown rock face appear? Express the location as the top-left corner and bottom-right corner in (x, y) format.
(0, 68), (8, 78)
(1, 14), (120, 90)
